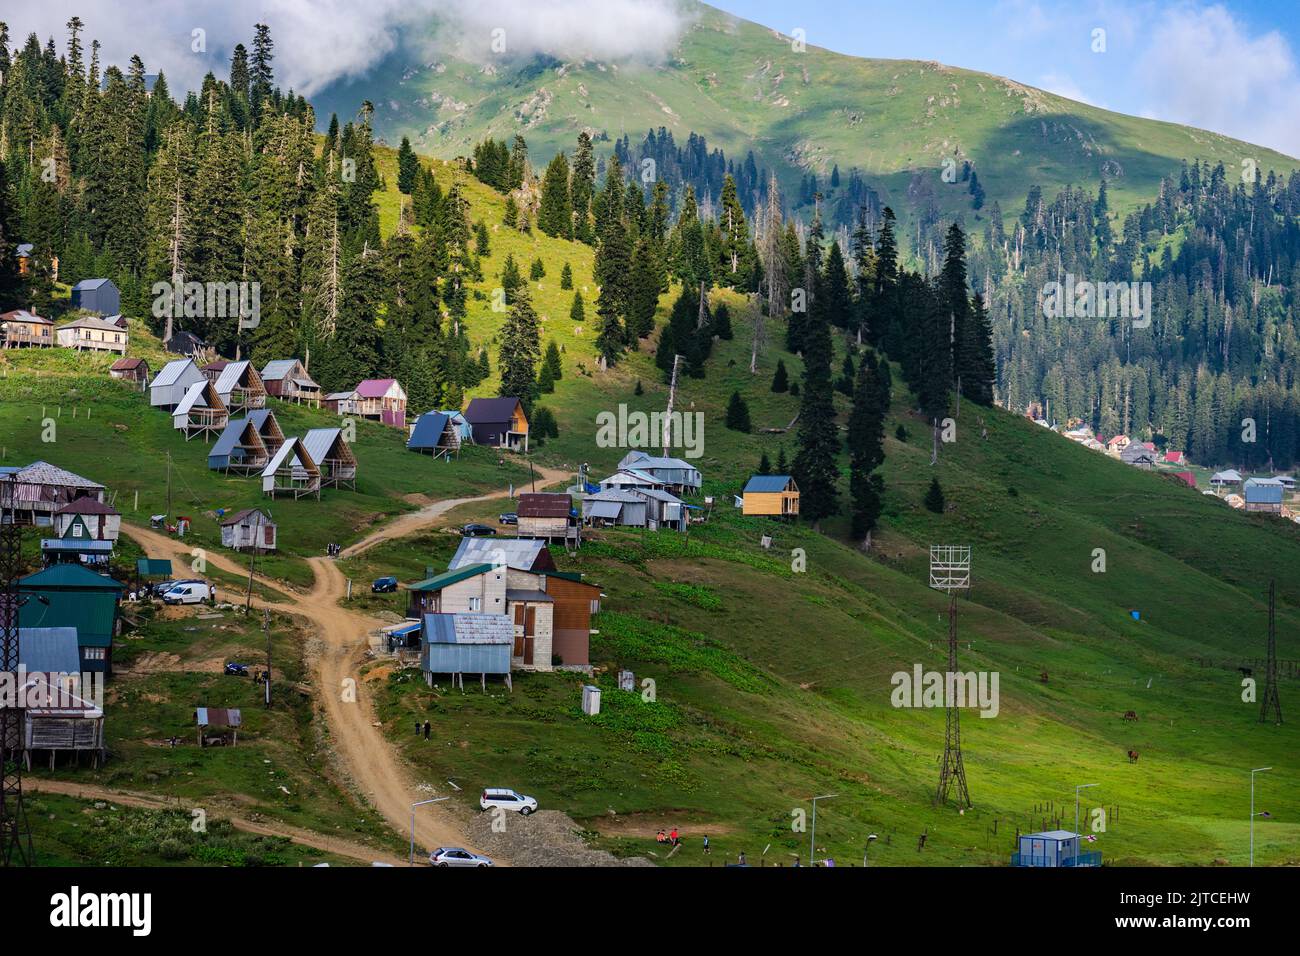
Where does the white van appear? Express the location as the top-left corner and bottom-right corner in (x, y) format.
(162, 581), (213, 605)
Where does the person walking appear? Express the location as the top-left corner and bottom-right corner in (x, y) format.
(738, 850), (747, 866)
(702, 834), (710, 855)
(415, 719), (421, 736)
(423, 720), (431, 740)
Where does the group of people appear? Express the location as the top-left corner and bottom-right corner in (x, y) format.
(415, 719), (430, 740)
(325, 542), (342, 558)
(655, 829), (711, 855)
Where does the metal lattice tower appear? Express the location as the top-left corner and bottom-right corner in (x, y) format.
(0, 476), (34, 866)
(930, 546), (972, 808)
(1259, 580), (1283, 726)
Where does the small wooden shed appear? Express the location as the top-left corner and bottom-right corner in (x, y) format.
(742, 474), (800, 517)
(195, 707), (241, 747)
(149, 358), (206, 410)
(110, 357), (151, 390)
(260, 359), (321, 406)
(245, 409), (286, 455)
(221, 508), (277, 552)
(517, 493), (577, 543)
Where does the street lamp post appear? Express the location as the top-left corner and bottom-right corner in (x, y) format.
(410, 797), (450, 866)
(809, 794), (836, 866)
(1250, 767), (1271, 867)
(1075, 783), (1098, 862)
(863, 833), (877, 868)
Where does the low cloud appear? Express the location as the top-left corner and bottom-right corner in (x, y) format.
(1135, 4), (1300, 158)
(3, 0), (690, 97)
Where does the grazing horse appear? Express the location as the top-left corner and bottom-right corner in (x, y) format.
(1123, 710), (1138, 721)
(1127, 749), (1139, 763)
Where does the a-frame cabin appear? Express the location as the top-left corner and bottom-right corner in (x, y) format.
(261, 437), (321, 500)
(172, 379), (229, 441)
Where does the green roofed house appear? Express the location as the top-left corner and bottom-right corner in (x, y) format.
(19, 564), (125, 675)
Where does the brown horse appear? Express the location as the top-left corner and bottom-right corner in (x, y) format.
(1123, 711), (1138, 721)
(1127, 749), (1139, 763)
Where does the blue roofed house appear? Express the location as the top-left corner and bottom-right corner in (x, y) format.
(617, 451), (702, 495)
(421, 613), (515, 691)
(1244, 477), (1284, 514)
(70, 278), (121, 316)
(17, 625), (106, 768)
(208, 418), (271, 474)
(407, 411), (461, 459)
(741, 474), (800, 517)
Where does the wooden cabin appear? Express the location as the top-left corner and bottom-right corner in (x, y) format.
(741, 474), (800, 517)
(517, 493), (577, 544)
(205, 359), (266, 412)
(70, 278), (120, 315)
(149, 358), (206, 410)
(354, 378), (408, 428)
(303, 427), (357, 490)
(260, 359), (321, 407)
(1244, 478), (1284, 514)
(544, 571), (602, 667)
(407, 411), (461, 459)
(324, 390), (358, 415)
(208, 418), (271, 474)
(220, 508), (277, 552)
(464, 397), (529, 451)
(420, 613), (514, 691)
(53, 498), (121, 542)
(18, 627), (106, 769)
(261, 437), (321, 499)
(1, 309), (54, 348)
(245, 409), (286, 455)
(109, 357), (150, 389)
(56, 315), (128, 354)
(2, 461), (106, 526)
(171, 379), (229, 441)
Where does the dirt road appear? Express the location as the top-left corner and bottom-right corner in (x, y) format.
(25, 779), (407, 866)
(341, 463), (572, 559)
(118, 463), (578, 865)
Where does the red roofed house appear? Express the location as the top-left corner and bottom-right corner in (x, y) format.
(353, 378), (408, 428)
(1106, 435), (1131, 456)
(1171, 471), (1197, 488)
(110, 357), (151, 389)
(1164, 450), (1184, 464)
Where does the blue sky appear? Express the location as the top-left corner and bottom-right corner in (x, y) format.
(711, 0), (1300, 157)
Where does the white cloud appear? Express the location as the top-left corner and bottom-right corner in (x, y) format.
(1135, 3), (1300, 157)
(1038, 72), (1103, 108)
(3, 0), (690, 98)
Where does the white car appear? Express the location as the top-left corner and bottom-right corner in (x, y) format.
(162, 581), (213, 605)
(479, 788), (537, 815)
(429, 847), (494, 867)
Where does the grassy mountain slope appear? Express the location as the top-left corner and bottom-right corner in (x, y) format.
(7, 150), (1298, 867)
(321, 0), (1299, 223)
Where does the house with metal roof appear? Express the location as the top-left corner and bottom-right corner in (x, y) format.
(244, 408), (286, 454)
(303, 427), (357, 489)
(324, 389), (358, 415)
(171, 378), (229, 441)
(195, 707), (242, 747)
(19, 564), (125, 674)
(70, 277), (120, 315)
(110, 356), (151, 389)
(598, 468), (667, 492)
(449, 538), (556, 573)
(220, 508), (276, 552)
(440, 410), (474, 443)
(353, 378), (408, 428)
(617, 450), (702, 494)
(56, 315), (128, 354)
(421, 613), (514, 691)
(407, 411), (461, 459)
(1244, 477), (1284, 514)
(1120, 442), (1157, 470)
(204, 359), (266, 412)
(53, 498), (120, 542)
(1012, 830), (1100, 868)
(741, 475), (800, 517)
(1210, 469), (1243, 490)
(261, 437), (321, 499)
(582, 488), (649, 528)
(1, 308), (54, 348)
(149, 357), (206, 410)
(517, 492), (578, 544)
(164, 329), (207, 357)
(260, 359), (321, 406)
(208, 417), (271, 474)
(4, 461), (106, 525)
(463, 397), (529, 451)
(630, 487), (687, 530)
(18, 626), (106, 769)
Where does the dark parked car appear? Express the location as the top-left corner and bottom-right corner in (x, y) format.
(461, 524), (497, 537)
(372, 576), (398, 593)
(498, 512), (518, 525)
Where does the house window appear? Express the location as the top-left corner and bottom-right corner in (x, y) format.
(468, 597), (481, 612)
(83, 647), (105, 661)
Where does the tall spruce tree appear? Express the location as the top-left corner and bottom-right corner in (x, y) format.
(499, 286), (541, 405)
(847, 350), (888, 549)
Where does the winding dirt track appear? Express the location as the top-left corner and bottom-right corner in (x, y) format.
(119, 465), (572, 865)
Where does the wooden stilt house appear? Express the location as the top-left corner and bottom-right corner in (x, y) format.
(207, 417), (270, 474)
(245, 409), (285, 455)
(302, 427), (357, 490)
(261, 437), (321, 499)
(171, 379), (229, 441)
(407, 411), (461, 459)
(205, 359), (266, 412)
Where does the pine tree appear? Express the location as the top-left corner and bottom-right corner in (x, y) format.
(848, 350), (888, 548)
(543, 340), (563, 381)
(712, 301), (733, 340)
(560, 262), (573, 289)
(498, 287), (541, 405)
(570, 291), (585, 324)
(571, 132), (596, 244)
(965, 292), (996, 406)
(771, 359), (789, 392)
(626, 239), (660, 339)
(537, 152), (573, 239)
(758, 451), (772, 475)
(924, 477), (946, 514)
(529, 257), (545, 281)
(397, 136), (420, 194)
(725, 391), (751, 432)
(793, 233), (840, 526)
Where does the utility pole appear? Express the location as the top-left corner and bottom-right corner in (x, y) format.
(410, 797), (450, 865)
(263, 607), (271, 708)
(931, 546), (972, 808)
(1075, 783), (1098, 859)
(1259, 581), (1282, 724)
(809, 794), (836, 866)
(1250, 767), (1271, 866)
